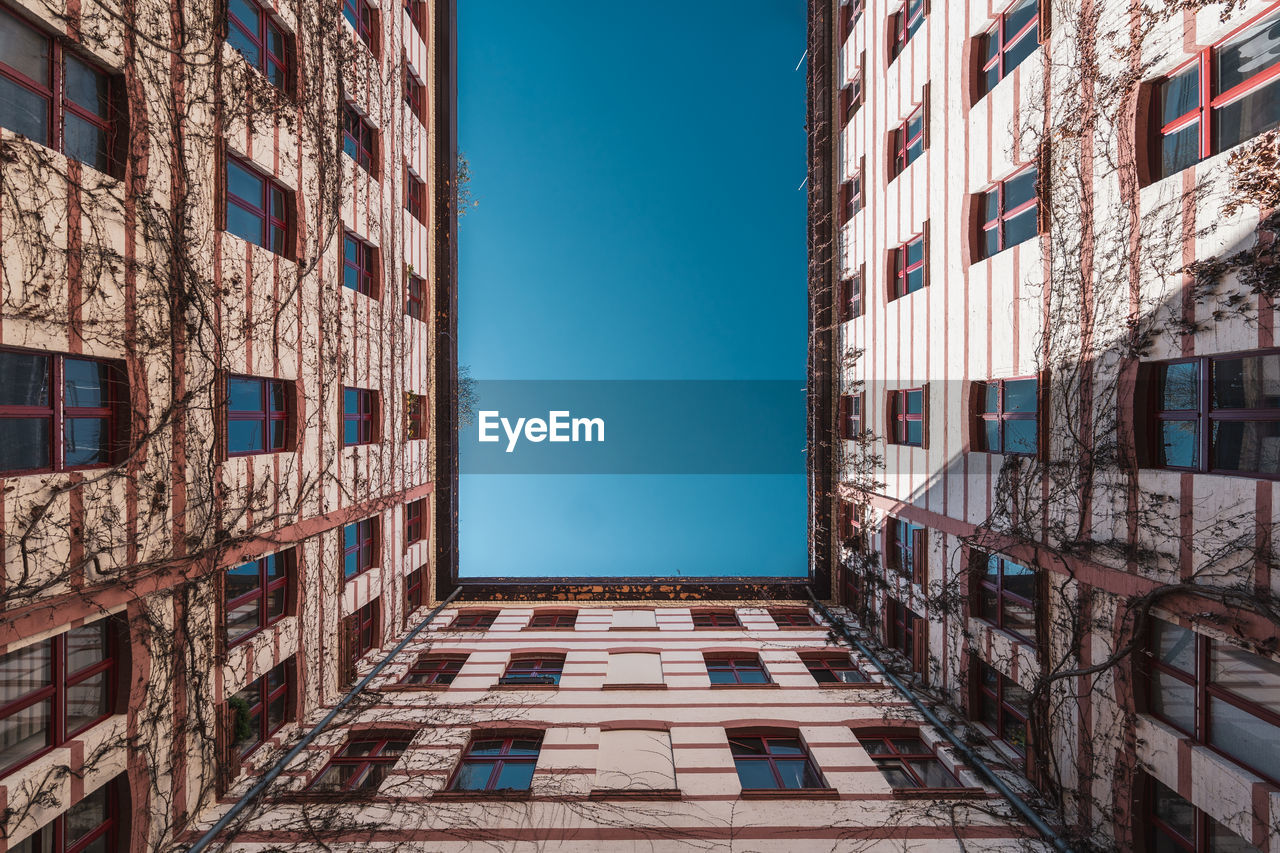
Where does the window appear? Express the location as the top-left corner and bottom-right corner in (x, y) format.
(0, 349), (126, 475)
(402, 654), (465, 686)
(224, 550), (290, 645)
(770, 609), (816, 628)
(405, 166), (426, 223)
(839, 177), (859, 223)
(0, 620), (119, 777)
(977, 166), (1039, 259)
(449, 734), (542, 793)
(692, 609), (741, 628)
(9, 776), (125, 853)
(841, 73), (863, 124)
(0, 11), (120, 174)
(310, 735), (407, 792)
(728, 733), (825, 790)
(888, 388), (924, 446)
(975, 377), (1038, 454)
(405, 0), (426, 37)
(447, 610), (497, 630)
(224, 154), (291, 255)
(802, 654), (869, 684)
(342, 231), (378, 297)
(226, 0), (290, 90)
(840, 273), (863, 322)
(342, 0), (378, 52)
(1144, 618), (1280, 785)
(886, 599), (924, 673)
(974, 553), (1037, 644)
(342, 103), (377, 173)
(886, 518), (926, 584)
(1145, 774), (1262, 853)
(528, 611), (578, 629)
(1150, 9), (1280, 182)
(891, 105), (925, 177)
(890, 235), (926, 298)
(405, 566), (425, 611)
(406, 273), (427, 321)
(404, 66), (425, 123)
(226, 660), (291, 757)
(343, 387), (378, 445)
(226, 375), (291, 456)
(860, 733), (962, 789)
(405, 498), (427, 547)
(339, 599), (380, 684)
(1142, 351), (1280, 477)
(840, 0), (861, 43)
(888, 0), (924, 61)
(975, 661), (1030, 757)
(705, 655), (770, 685)
(978, 0), (1038, 97)
(499, 657), (564, 686)
(342, 517), (377, 580)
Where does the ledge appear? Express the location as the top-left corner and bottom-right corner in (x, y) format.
(588, 788), (683, 801)
(817, 681), (891, 690)
(739, 787), (840, 800)
(600, 683), (668, 690)
(431, 789), (531, 801)
(373, 683), (450, 692)
(491, 682), (558, 691)
(891, 786), (989, 800)
(709, 682), (781, 689)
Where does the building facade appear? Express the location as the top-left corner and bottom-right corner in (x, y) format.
(830, 0), (1280, 850)
(0, 0), (443, 846)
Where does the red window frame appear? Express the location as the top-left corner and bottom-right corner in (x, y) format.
(500, 656), (564, 686)
(342, 518), (377, 581)
(691, 609), (741, 628)
(1150, 7), (1280, 182)
(1144, 773), (1260, 852)
(886, 598), (922, 672)
(891, 105), (925, 177)
(309, 735), (407, 792)
(975, 376), (1039, 455)
(404, 166), (426, 222)
(406, 390), (428, 440)
(839, 273), (863, 322)
(406, 273), (427, 321)
(224, 550), (291, 646)
(888, 388), (924, 446)
(803, 654), (869, 684)
(0, 619), (119, 778)
(224, 153), (291, 255)
(447, 734), (542, 793)
(889, 0), (925, 61)
(405, 566), (425, 611)
(770, 609), (816, 627)
(840, 0), (862, 43)
(404, 65), (426, 123)
(975, 553), (1037, 645)
(859, 732), (961, 789)
(447, 610), (498, 630)
(227, 660), (291, 757)
(342, 231), (378, 297)
(402, 654), (465, 685)
(975, 661), (1030, 757)
(14, 776), (125, 853)
(705, 655), (770, 685)
(728, 733), (826, 790)
(890, 235), (926, 298)
(226, 0), (290, 90)
(0, 10), (122, 175)
(978, 0), (1039, 97)
(342, 103), (377, 172)
(349, 599), (380, 660)
(225, 375), (291, 456)
(978, 166), (1039, 258)
(404, 0), (426, 37)
(405, 498), (427, 547)
(342, 0), (378, 52)
(342, 387), (377, 446)
(887, 518), (926, 584)
(0, 348), (127, 475)
(841, 74), (863, 124)
(528, 611), (578, 629)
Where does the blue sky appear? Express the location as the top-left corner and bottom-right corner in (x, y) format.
(457, 0), (808, 578)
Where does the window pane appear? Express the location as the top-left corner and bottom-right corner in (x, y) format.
(905, 266), (924, 293)
(766, 739), (805, 755)
(1152, 780), (1195, 840)
(906, 419), (923, 445)
(267, 586), (286, 620)
(65, 784), (108, 844)
(1003, 207), (1038, 249)
(0, 75), (49, 145)
(910, 757), (959, 787)
(736, 667), (768, 684)
(0, 417), (52, 472)
(1212, 419), (1280, 474)
(1004, 0), (1037, 38)
(1160, 66), (1200, 125)
(226, 204), (265, 248)
(227, 23), (262, 69)
(774, 758), (820, 789)
(1215, 13), (1280, 94)
(66, 623), (107, 673)
(906, 238), (923, 266)
(1002, 560), (1036, 598)
(1, 642), (50, 704)
(1212, 354), (1280, 410)
(1002, 24), (1038, 73)
(1209, 819), (1263, 853)
(1209, 641), (1280, 709)
(310, 762), (361, 791)
(1160, 362), (1199, 410)
(66, 671), (108, 732)
(226, 561), (260, 598)
(1159, 121), (1201, 178)
(64, 56), (110, 118)
(228, 419), (265, 453)
(0, 351), (50, 406)
(228, 378), (263, 412)
(1209, 695), (1280, 783)
(0, 699), (50, 769)
(0, 13), (50, 84)
(452, 760), (495, 790)
(494, 760), (535, 790)
(1004, 419), (1037, 454)
(1003, 169), (1037, 211)
(65, 359), (109, 408)
(879, 763), (916, 788)
(981, 418), (1001, 451)
(905, 390), (922, 414)
(1150, 670), (1197, 733)
(734, 759), (777, 789)
(1153, 620), (1195, 672)
(1001, 714), (1027, 753)
(227, 160), (262, 204)
(728, 737), (765, 755)
(226, 599), (259, 641)
(1160, 420), (1198, 468)
(64, 417), (108, 466)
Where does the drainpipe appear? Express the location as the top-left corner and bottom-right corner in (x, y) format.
(188, 586), (463, 853)
(806, 587), (1075, 853)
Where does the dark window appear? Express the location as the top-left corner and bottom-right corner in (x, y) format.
(402, 654), (465, 686)
(802, 654), (869, 684)
(406, 273), (427, 321)
(0, 11), (121, 174)
(343, 387), (377, 446)
(404, 66), (425, 123)
(404, 0), (426, 37)
(1143, 618), (1280, 786)
(840, 175), (861, 223)
(0, 620), (119, 777)
(226, 0), (290, 89)
(342, 103), (377, 173)
(1151, 10), (1280, 181)
(728, 734), (825, 790)
(705, 655), (770, 685)
(224, 154), (291, 255)
(975, 377), (1038, 454)
(692, 609), (741, 628)
(343, 231), (378, 297)
(405, 566), (425, 611)
(224, 550), (290, 645)
(978, 0), (1038, 97)
(0, 349), (126, 475)
(975, 553), (1037, 644)
(405, 167), (426, 223)
(226, 375), (290, 456)
(310, 735), (407, 792)
(840, 273), (863, 322)
(340, 599), (381, 682)
(342, 518), (377, 580)
(449, 734), (542, 793)
(841, 74), (863, 124)
(10, 776), (125, 853)
(770, 609), (816, 628)
(1145, 773), (1261, 852)
(406, 390), (428, 440)
(227, 660), (291, 757)
(975, 661), (1030, 757)
(840, 393), (862, 439)
(888, 0), (925, 61)
(887, 518), (926, 584)
(890, 235), (926, 298)
(978, 166), (1039, 258)
(448, 610), (497, 630)
(499, 657), (564, 686)
(405, 498), (426, 546)
(528, 612), (578, 629)
(886, 598), (923, 673)
(342, 0), (378, 52)
(891, 105), (925, 177)
(840, 0), (862, 43)
(888, 388), (924, 446)
(1144, 351), (1280, 477)
(860, 733), (962, 788)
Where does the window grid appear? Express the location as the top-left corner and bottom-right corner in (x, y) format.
(310, 736), (407, 792)
(978, 166), (1039, 258)
(13, 777), (123, 853)
(889, 0), (925, 61)
(975, 377), (1038, 455)
(342, 103), (377, 172)
(891, 105), (925, 177)
(888, 388), (924, 446)
(448, 734), (542, 793)
(500, 657), (564, 685)
(342, 0), (377, 51)
(528, 612), (578, 629)
(402, 654), (464, 686)
(351, 599), (379, 659)
(886, 599), (922, 672)
(226, 0), (289, 89)
(406, 273), (427, 321)
(342, 387), (377, 446)
(342, 518), (377, 580)
(227, 660), (290, 757)
(224, 154), (290, 255)
(979, 0), (1039, 96)
(448, 611), (498, 630)
(224, 552), (289, 646)
(891, 235), (926, 298)
(226, 375), (290, 456)
(1146, 774), (1261, 852)
(728, 734), (825, 790)
(705, 655), (770, 685)
(803, 655), (869, 684)
(976, 662), (1030, 757)
(405, 498), (426, 546)
(342, 232), (378, 297)
(770, 609), (816, 628)
(404, 167), (426, 223)
(405, 567), (425, 611)
(860, 733), (961, 789)
(887, 518), (925, 583)
(692, 610), (741, 628)
(404, 0), (426, 36)
(404, 66), (426, 123)
(975, 554), (1037, 645)
(840, 273), (863, 322)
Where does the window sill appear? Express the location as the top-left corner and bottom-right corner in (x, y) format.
(709, 682), (780, 689)
(892, 786), (988, 800)
(816, 681), (889, 690)
(739, 787), (840, 800)
(589, 788), (682, 801)
(491, 682), (558, 691)
(600, 683), (668, 690)
(375, 683), (450, 692)
(432, 789), (531, 801)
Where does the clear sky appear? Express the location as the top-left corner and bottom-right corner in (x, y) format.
(457, 0), (809, 578)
